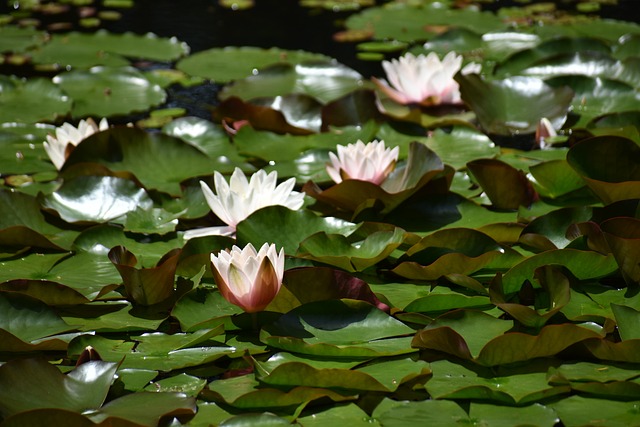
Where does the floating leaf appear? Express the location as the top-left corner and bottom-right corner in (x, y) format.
(177, 46), (330, 83)
(0, 76), (72, 123)
(268, 266), (389, 313)
(0, 358), (118, 417)
(53, 66), (166, 118)
(457, 74), (573, 135)
(220, 61), (364, 105)
(31, 30), (189, 69)
(297, 226), (406, 272)
(109, 246), (181, 306)
(566, 135), (640, 204)
(64, 127), (228, 196)
(42, 175), (153, 223)
(261, 299), (415, 358)
(236, 205), (357, 256)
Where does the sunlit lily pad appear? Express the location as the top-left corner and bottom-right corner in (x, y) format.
(41, 175), (153, 223)
(53, 66), (166, 118)
(219, 61), (364, 105)
(261, 299), (415, 358)
(457, 74), (573, 135)
(176, 46), (330, 83)
(63, 127), (231, 196)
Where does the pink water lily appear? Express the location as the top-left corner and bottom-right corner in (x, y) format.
(211, 242), (284, 313)
(326, 139), (399, 185)
(184, 168), (305, 239)
(372, 52), (480, 106)
(535, 117), (558, 148)
(43, 118), (109, 170)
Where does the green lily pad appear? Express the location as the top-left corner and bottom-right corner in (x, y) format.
(220, 61), (364, 105)
(53, 66), (166, 118)
(176, 46), (330, 83)
(31, 30), (189, 69)
(0, 76), (72, 123)
(42, 175), (153, 223)
(260, 299), (416, 358)
(457, 74), (574, 135)
(0, 26), (46, 54)
(566, 135), (640, 204)
(0, 252), (121, 300)
(236, 205), (357, 256)
(373, 398), (558, 427)
(345, 3), (507, 41)
(63, 127), (229, 196)
(427, 359), (569, 405)
(550, 395), (640, 427)
(297, 226), (406, 272)
(0, 358), (118, 417)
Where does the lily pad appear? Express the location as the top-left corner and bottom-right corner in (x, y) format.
(63, 127), (229, 196)
(457, 74), (574, 135)
(31, 30), (189, 69)
(177, 46), (330, 83)
(53, 66), (166, 118)
(42, 175), (153, 223)
(220, 61), (364, 105)
(0, 76), (72, 123)
(261, 299), (416, 358)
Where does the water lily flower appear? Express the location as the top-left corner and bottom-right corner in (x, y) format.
(43, 117), (109, 170)
(326, 139), (399, 185)
(535, 117), (557, 148)
(184, 168), (305, 239)
(372, 52), (480, 106)
(211, 242), (285, 313)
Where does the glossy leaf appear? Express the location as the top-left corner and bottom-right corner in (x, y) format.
(42, 175), (153, 223)
(566, 135), (640, 204)
(0, 77), (72, 123)
(0, 357), (118, 417)
(297, 226), (405, 272)
(220, 61), (364, 105)
(236, 205), (357, 255)
(268, 266), (389, 313)
(457, 74), (573, 135)
(261, 299), (415, 358)
(109, 246), (181, 306)
(63, 127), (228, 196)
(177, 46), (330, 83)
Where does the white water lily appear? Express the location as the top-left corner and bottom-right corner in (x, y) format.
(211, 242), (285, 313)
(43, 117), (109, 170)
(372, 52), (480, 106)
(184, 168), (305, 239)
(326, 139), (399, 185)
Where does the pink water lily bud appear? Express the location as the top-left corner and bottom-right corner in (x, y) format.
(372, 52), (480, 106)
(183, 167), (305, 240)
(43, 117), (109, 170)
(535, 117), (558, 148)
(211, 242), (285, 313)
(326, 139), (400, 185)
